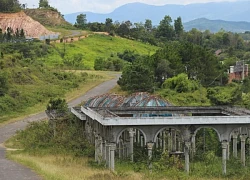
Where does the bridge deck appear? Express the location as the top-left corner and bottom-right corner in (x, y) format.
(71, 106), (250, 126)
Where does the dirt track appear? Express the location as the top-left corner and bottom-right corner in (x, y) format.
(0, 75), (119, 180)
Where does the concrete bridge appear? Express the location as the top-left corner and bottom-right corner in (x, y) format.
(71, 104), (250, 175)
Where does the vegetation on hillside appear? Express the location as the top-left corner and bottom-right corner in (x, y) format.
(0, 40), (109, 123)
(47, 34), (157, 69)
(0, 0), (22, 13)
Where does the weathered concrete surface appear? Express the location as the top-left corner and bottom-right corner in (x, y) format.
(0, 74), (119, 180)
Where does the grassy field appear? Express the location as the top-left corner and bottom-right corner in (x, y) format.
(45, 34), (158, 69)
(0, 70), (115, 126)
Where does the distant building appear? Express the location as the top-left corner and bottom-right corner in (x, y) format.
(228, 61), (249, 83)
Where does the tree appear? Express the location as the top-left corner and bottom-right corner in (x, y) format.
(39, 0), (49, 8)
(47, 98), (68, 114)
(117, 22), (130, 37)
(117, 59), (155, 92)
(174, 17), (184, 39)
(105, 18), (113, 33)
(207, 83), (242, 105)
(162, 73), (199, 93)
(156, 15), (174, 40)
(75, 14), (87, 29)
(0, 0), (21, 12)
(155, 59), (172, 85)
(144, 19), (152, 32)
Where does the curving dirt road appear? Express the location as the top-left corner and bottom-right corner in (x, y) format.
(0, 75), (119, 180)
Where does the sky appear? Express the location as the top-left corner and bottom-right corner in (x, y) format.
(19, 0), (240, 14)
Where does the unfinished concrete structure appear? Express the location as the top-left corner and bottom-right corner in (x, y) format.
(71, 93), (250, 175)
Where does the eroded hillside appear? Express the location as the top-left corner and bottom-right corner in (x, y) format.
(24, 9), (72, 28)
(0, 11), (57, 38)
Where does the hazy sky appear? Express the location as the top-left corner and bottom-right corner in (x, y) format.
(19, 0), (239, 14)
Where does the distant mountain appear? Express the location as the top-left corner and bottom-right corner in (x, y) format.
(64, 1), (250, 27)
(183, 18), (250, 32)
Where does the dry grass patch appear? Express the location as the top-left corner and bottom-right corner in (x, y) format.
(7, 153), (142, 180)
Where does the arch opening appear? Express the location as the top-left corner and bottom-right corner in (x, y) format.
(154, 127), (183, 158)
(194, 127), (221, 161)
(116, 128), (147, 162)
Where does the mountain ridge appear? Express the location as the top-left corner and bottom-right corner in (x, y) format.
(183, 18), (250, 32)
(64, 1), (250, 26)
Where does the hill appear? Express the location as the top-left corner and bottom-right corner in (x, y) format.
(0, 11), (58, 38)
(47, 34), (158, 69)
(64, 1), (250, 27)
(24, 9), (72, 28)
(183, 18), (250, 33)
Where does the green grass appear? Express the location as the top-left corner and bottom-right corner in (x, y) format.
(45, 34), (158, 69)
(0, 70), (114, 126)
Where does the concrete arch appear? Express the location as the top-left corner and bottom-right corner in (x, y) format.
(229, 127), (241, 138)
(194, 126), (221, 142)
(153, 126), (182, 143)
(116, 127), (147, 145)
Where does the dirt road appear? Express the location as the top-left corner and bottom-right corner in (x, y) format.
(0, 75), (119, 180)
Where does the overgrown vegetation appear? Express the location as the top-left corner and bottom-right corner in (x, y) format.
(6, 115), (250, 179)
(0, 40), (110, 124)
(0, 0), (22, 13)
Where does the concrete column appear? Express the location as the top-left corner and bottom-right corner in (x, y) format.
(137, 129), (140, 144)
(172, 129), (176, 152)
(226, 142), (230, 160)
(156, 137), (159, 148)
(122, 142), (126, 158)
(129, 128), (135, 162)
(191, 134), (196, 160)
(106, 143), (110, 168)
(222, 141), (227, 175)
(109, 143), (116, 172)
(147, 142), (154, 172)
(232, 132), (238, 158)
(94, 133), (98, 162)
(140, 136), (144, 147)
(102, 140), (106, 161)
(240, 135), (247, 166)
(168, 130), (172, 152)
(162, 131), (166, 151)
(98, 136), (103, 164)
(184, 141), (191, 174)
(118, 139), (123, 159)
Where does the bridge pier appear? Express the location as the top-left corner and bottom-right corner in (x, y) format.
(102, 140), (106, 161)
(222, 141), (227, 175)
(147, 142), (154, 172)
(226, 142), (230, 160)
(129, 128), (135, 162)
(184, 141), (191, 174)
(240, 134), (247, 166)
(191, 134), (196, 160)
(232, 131), (238, 158)
(97, 136), (103, 164)
(172, 129), (176, 152)
(106, 143), (110, 168)
(162, 131), (166, 151)
(94, 133), (98, 162)
(110, 143), (116, 171)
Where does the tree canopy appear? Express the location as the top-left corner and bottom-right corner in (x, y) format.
(75, 14), (87, 29)
(0, 0), (21, 12)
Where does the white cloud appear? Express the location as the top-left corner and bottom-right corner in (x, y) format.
(19, 0), (240, 14)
